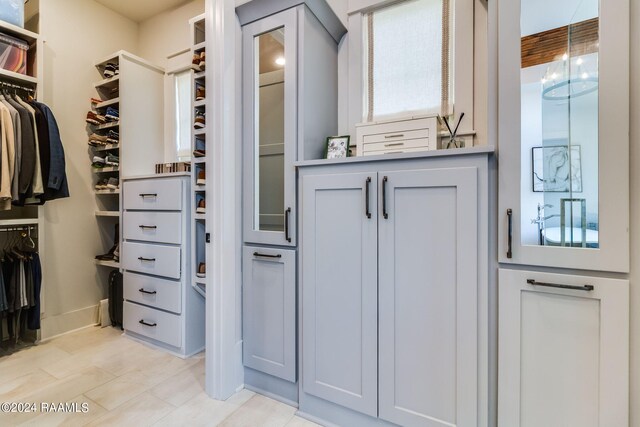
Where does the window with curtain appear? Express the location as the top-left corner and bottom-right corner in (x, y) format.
(363, 0), (453, 121)
(175, 70), (192, 160)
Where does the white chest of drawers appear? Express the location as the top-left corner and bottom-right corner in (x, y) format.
(121, 175), (205, 357)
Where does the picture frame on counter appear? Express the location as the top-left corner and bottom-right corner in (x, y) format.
(324, 135), (350, 159)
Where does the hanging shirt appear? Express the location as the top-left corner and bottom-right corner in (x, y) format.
(6, 96), (36, 197)
(0, 95), (20, 201)
(18, 259), (26, 308)
(14, 96), (43, 196)
(0, 102), (16, 209)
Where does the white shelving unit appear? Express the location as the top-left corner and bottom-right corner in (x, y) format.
(89, 51), (165, 273)
(190, 14), (207, 298)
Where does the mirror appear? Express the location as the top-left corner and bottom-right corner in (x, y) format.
(254, 28), (285, 232)
(520, 0), (599, 248)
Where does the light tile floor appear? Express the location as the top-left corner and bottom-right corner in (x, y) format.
(0, 326), (319, 427)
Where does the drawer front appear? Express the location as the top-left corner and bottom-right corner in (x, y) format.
(124, 272), (182, 314)
(124, 301), (182, 348)
(122, 242), (181, 279)
(123, 212), (182, 244)
(362, 146), (432, 156)
(363, 137), (430, 153)
(362, 128), (429, 145)
(123, 178), (183, 211)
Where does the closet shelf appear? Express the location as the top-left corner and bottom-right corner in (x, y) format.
(193, 41), (206, 52)
(95, 211), (119, 217)
(194, 128), (207, 136)
(0, 218), (39, 226)
(0, 69), (38, 87)
(192, 157), (207, 164)
(94, 98), (120, 109)
(194, 213), (206, 221)
(194, 71), (205, 80)
(94, 75), (120, 90)
(194, 99), (206, 108)
(94, 122), (120, 130)
(95, 259), (119, 268)
(95, 189), (120, 195)
(92, 144), (120, 152)
(0, 21), (39, 44)
(93, 166), (119, 173)
(193, 282), (206, 298)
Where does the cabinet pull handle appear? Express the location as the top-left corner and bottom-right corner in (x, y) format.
(527, 279), (594, 292)
(253, 252), (282, 259)
(285, 207), (292, 242)
(385, 134), (404, 139)
(139, 193), (158, 198)
(384, 142), (404, 147)
(382, 176), (389, 219)
(138, 257), (156, 262)
(139, 225), (157, 230)
(139, 288), (157, 295)
(507, 209), (513, 259)
(139, 319), (157, 327)
(365, 177), (372, 219)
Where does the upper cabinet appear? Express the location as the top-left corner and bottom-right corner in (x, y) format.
(239, 0), (346, 247)
(497, 0), (630, 272)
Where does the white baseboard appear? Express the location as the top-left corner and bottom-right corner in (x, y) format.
(40, 304), (100, 341)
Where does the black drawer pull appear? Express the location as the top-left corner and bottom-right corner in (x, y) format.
(285, 207), (292, 242)
(139, 319), (157, 327)
(382, 176), (389, 219)
(384, 142), (404, 147)
(365, 177), (372, 219)
(253, 252), (282, 259)
(139, 288), (157, 295)
(384, 134), (404, 139)
(527, 279), (594, 292)
(507, 209), (513, 259)
(139, 193), (158, 198)
(138, 257), (156, 262)
(139, 225), (157, 230)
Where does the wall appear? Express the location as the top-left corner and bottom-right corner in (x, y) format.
(38, 0), (138, 338)
(628, 1), (639, 423)
(138, 0), (205, 67)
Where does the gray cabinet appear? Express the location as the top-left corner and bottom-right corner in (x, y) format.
(378, 168), (478, 427)
(299, 155), (487, 426)
(301, 172), (378, 416)
(243, 245), (296, 382)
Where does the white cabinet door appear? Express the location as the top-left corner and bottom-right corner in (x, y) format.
(301, 171), (378, 417)
(378, 167), (479, 427)
(498, 269), (629, 427)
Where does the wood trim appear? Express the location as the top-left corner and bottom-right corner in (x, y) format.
(521, 18), (599, 69)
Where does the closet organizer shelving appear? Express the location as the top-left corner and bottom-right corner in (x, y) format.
(0, 19), (46, 349)
(190, 14), (207, 298)
(89, 51), (165, 273)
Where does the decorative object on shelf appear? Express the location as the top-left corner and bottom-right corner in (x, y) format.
(532, 145), (582, 192)
(324, 135), (350, 159)
(155, 162), (191, 174)
(440, 112), (465, 149)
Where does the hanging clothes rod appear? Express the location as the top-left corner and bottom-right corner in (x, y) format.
(0, 80), (36, 93)
(0, 225), (38, 232)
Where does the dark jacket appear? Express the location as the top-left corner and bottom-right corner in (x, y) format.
(6, 97), (35, 196)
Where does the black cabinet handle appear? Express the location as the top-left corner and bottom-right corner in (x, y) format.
(139, 225), (157, 230)
(139, 319), (157, 327)
(285, 207), (292, 242)
(139, 288), (157, 295)
(527, 279), (594, 292)
(253, 252), (282, 259)
(365, 177), (372, 219)
(507, 209), (513, 259)
(138, 257), (156, 262)
(382, 176), (389, 219)
(139, 193), (158, 198)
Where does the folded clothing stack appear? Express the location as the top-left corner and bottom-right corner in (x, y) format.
(103, 62), (119, 79)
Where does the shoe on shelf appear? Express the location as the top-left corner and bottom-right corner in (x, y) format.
(90, 97), (103, 105)
(196, 262), (206, 278)
(88, 133), (108, 147)
(105, 154), (119, 167)
(86, 111), (106, 126)
(103, 62), (119, 79)
(193, 149), (205, 158)
(104, 107), (119, 122)
(197, 170), (206, 185)
(196, 86), (206, 101)
(199, 51), (206, 71)
(94, 179), (108, 190)
(106, 129), (119, 144)
(192, 53), (202, 71)
(113, 243), (120, 262)
(106, 177), (119, 190)
(196, 197), (206, 214)
(92, 156), (106, 168)
(96, 224), (120, 261)
(194, 112), (205, 129)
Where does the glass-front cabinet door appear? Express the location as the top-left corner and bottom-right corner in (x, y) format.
(243, 8), (297, 247)
(498, 0), (629, 272)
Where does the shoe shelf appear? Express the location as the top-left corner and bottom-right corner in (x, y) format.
(94, 75), (120, 90)
(92, 144), (120, 152)
(193, 157), (207, 164)
(94, 121), (119, 131)
(95, 211), (120, 217)
(194, 99), (206, 108)
(194, 128), (207, 137)
(194, 71), (206, 80)
(93, 166), (119, 173)
(95, 260), (119, 268)
(94, 97), (120, 109)
(193, 41), (206, 52)
(95, 189), (120, 195)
